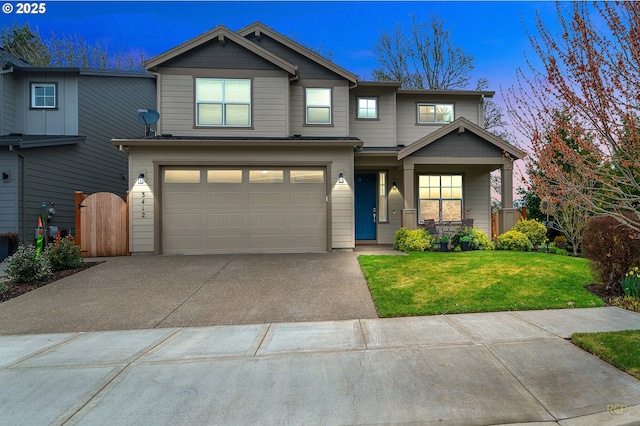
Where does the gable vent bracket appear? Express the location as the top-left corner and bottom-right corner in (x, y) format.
(218, 34), (225, 45)
(254, 30), (261, 40)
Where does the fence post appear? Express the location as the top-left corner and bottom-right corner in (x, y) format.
(75, 191), (83, 246)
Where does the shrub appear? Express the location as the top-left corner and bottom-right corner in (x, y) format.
(451, 227), (494, 250)
(43, 236), (83, 272)
(4, 245), (52, 284)
(547, 246), (558, 254)
(512, 219), (547, 248)
(582, 215), (640, 287)
(393, 227), (409, 251)
(555, 249), (568, 256)
(496, 230), (532, 251)
(620, 267), (640, 298)
(554, 235), (567, 245)
(394, 228), (434, 252)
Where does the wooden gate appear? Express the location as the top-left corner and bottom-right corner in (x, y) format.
(75, 191), (128, 257)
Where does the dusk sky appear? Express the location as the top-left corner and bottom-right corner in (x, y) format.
(1, 0), (573, 168)
(1, 1), (565, 88)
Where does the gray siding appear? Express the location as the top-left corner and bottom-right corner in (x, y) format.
(1, 73), (19, 134)
(14, 74), (156, 242)
(396, 95), (483, 146)
(0, 152), (18, 234)
(245, 34), (343, 80)
(349, 88), (396, 147)
(22, 73), (79, 135)
(289, 82), (349, 137)
(412, 131), (505, 158)
(163, 39), (282, 70)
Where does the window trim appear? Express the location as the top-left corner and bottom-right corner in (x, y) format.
(416, 103), (454, 124)
(356, 96), (379, 120)
(418, 174), (463, 224)
(195, 78), (252, 128)
(30, 82), (58, 110)
(304, 87), (333, 126)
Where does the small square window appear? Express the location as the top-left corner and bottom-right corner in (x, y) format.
(31, 83), (56, 109)
(357, 97), (378, 119)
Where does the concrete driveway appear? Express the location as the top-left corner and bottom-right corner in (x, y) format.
(0, 253), (378, 335)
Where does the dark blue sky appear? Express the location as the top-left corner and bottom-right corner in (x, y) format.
(1, 1), (564, 91)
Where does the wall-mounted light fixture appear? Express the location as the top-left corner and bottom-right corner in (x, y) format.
(338, 172), (345, 184)
(392, 181), (397, 190)
(137, 173), (145, 184)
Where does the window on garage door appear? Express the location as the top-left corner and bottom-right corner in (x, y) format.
(207, 170), (243, 184)
(164, 170), (201, 183)
(290, 170), (325, 183)
(249, 170), (284, 183)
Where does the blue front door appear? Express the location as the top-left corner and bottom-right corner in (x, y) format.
(355, 174), (376, 240)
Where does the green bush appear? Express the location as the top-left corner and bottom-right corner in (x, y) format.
(496, 230), (533, 251)
(451, 227), (494, 250)
(43, 236), (83, 272)
(513, 219), (547, 248)
(4, 245), (52, 284)
(547, 246), (558, 254)
(394, 228), (435, 252)
(555, 249), (568, 256)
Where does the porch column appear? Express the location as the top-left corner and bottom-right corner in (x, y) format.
(498, 160), (518, 235)
(401, 163), (417, 230)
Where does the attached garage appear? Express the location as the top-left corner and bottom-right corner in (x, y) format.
(161, 166), (328, 254)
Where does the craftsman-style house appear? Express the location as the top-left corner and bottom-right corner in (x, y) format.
(114, 22), (523, 254)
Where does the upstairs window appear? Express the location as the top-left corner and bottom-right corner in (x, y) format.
(31, 83), (56, 109)
(306, 88), (332, 124)
(196, 78), (251, 127)
(419, 175), (463, 223)
(357, 97), (378, 119)
(417, 103), (454, 124)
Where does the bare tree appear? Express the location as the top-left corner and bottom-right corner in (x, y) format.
(373, 15), (474, 90)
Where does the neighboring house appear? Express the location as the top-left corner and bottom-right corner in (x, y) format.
(113, 22), (524, 255)
(0, 47), (156, 245)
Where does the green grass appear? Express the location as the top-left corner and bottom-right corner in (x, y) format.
(358, 251), (604, 316)
(572, 330), (640, 380)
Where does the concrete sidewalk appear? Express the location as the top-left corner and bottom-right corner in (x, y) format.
(1, 307), (639, 425)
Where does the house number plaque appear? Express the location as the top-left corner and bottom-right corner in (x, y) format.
(141, 192), (146, 218)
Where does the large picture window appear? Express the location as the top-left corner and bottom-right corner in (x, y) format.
(417, 103), (454, 124)
(418, 175), (463, 223)
(31, 83), (56, 109)
(306, 88), (332, 124)
(196, 78), (251, 127)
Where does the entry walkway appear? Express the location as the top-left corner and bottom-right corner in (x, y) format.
(1, 308), (639, 425)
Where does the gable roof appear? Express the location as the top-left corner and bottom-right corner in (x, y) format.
(144, 25), (298, 75)
(0, 47), (32, 69)
(397, 117), (525, 160)
(237, 21), (358, 84)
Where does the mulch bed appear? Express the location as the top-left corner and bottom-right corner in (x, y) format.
(0, 262), (101, 303)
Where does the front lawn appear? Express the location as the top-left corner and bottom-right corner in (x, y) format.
(358, 251), (603, 317)
(572, 330), (640, 380)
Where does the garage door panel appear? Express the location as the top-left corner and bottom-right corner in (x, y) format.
(249, 191), (284, 206)
(207, 213), (244, 228)
(163, 166), (327, 254)
(206, 192), (243, 206)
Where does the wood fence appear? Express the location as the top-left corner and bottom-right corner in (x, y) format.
(491, 207), (526, 241)
(75, 191), (129, 257)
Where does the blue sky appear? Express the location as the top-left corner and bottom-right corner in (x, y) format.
(1, 1), (562, 92)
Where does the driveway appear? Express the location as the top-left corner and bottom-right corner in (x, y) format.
(0, 253), (378, 335)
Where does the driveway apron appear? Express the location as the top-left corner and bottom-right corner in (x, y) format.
(0, 253), (378, 335)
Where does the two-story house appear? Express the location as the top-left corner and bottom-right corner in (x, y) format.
(0, 47), (156, 246)
(114, 22), (523, 255)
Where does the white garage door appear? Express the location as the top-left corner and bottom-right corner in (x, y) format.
(162, 167), (327, 254)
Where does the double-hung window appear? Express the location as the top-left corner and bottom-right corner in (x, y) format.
(417, 103), (454, 124)
(31, 83), (56, 109)
(306, 88), (331, 124)
(196, 78), (251, 127)
(357, 97), (378, 119)
(418, 175), (463, 223)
